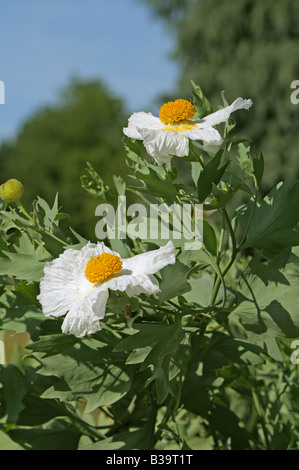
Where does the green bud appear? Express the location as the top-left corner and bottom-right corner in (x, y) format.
(0, 179), (24, 203)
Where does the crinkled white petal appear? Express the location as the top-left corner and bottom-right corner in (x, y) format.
(61, 290), (109, 337)
(123, 112), (164, 140)
(197, 98), (253, 128)
(202, 141), (223, 154)
(183, 125), (223, 154)
(38, 241), (176, 337)
(37, 241), (117, 318)
(122, 241), (176, 276)
(184, 125), (223, 144)
(125, 274), (159, 297)
(96, 273), (159, 297)
(137, 128), (189, 164)
(37, 249), (82, 318)
(93, 241), (175, 296)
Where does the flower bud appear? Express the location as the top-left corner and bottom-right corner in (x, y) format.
(0, 179), (24, 203)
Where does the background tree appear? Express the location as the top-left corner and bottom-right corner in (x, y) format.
(143, 0), (299, 189)
(0, 78), (127, 239)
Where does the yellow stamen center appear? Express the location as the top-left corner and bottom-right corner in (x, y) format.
(159, 99), (196, 125)
(85, 253), (123, 284)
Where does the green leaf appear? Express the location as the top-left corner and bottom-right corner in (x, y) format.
(115, 323), (181, 352)
(0, 254), (45, 282)
(191, 80), (212, 118)
(0, 365), (28, 423)
(135, 167), (177, 201)
(26, 333), (79, 357)
(237, 179), (299, 253)
(0, 232), (49, 282)
(80, 162), (115, 202)
(252, 152), (264, 189)
(35, 194), (63, 230)
(15, 282), (40, 307)
(159, 260), (191, 303)
(197, 150), (229, 203)
(181, 366), (212, 415)
(123, 136), (144, 165)
(145, 355), (172, 403)
(183, 271), (223, 308)
(236, 143), (254, 177)
(85, 418), (155, 450)
(248, 249), (291, 285)
(113, 175), (126, 196)
(210, 183), (234, 208)
(207, 404), (251, 450)
(230, 270), (299, 360)
(0, 430), (24, 450)
(37, 342), (134, 413)
(8, 427), (80, 450)
(203, 220), (217, 256)
(203, 331), (265, 369)
(115, 323), (185, 403)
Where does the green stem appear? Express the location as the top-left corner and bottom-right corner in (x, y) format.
(251, 389), (272, 450)
(188, 321), (209, 369)
(16, 201), (68, 247)
(216, 226), (225, 264)
(210, 208), (238, 306)
(189, 142), (205, 167)
(221, 208), (237, 256)
(16, 201), (35, 224)
(154, 396), (176, 444)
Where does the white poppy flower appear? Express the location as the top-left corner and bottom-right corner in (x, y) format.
(123, 97), (253, 164)
(37, 241), (176, 338)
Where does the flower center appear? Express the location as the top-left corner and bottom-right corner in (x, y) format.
(161, 120), (197, 133)
(159, 99), (196, 125)
(85, 253), (123, 284)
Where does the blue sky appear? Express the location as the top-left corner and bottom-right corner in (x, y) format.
(0, 0), (178, 141)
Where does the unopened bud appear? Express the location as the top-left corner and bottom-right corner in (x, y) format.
(0, 179), (24, 203)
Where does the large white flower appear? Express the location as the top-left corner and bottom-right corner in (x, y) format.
(123, 97), (253, 164)
(37, 241), (175, 338)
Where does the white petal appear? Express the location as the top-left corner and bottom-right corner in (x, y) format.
(202, 142), (223, 154)
(37, 242), (112, 318)
(92, 241), (175, 296)
(125, 274), (159, 296)
(37, 249), (82, 318)
(184, 125), (223, 144)
(123, 112), (164, 140)
(138, 128), (189, 164)
(38, 240), (176, 337)
(184, 125), (223, 154)
(197, 98), (253, 128)
(61, 290), (109, 338)
(122, 241), (176, 276)
(98, 273), (159, 297)
(37, 279), (79, 318)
